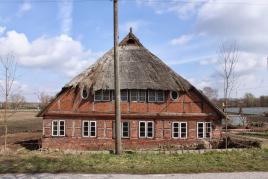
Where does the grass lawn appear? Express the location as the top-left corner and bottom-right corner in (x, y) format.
(0, 149), (268, 173)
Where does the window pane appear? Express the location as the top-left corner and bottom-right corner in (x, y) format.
(198, 123), (204, 138)
(206, 122), (211, 138)
(111, 91), (115, 101)
(148, 90), (155, 102)
(173, 123), (179, 138)
(147, 122), (153, 138)
(139, 122), (146, 138)
(181, 123), (187, 138)
(52, 121), (58, 136)
(90, 122), (96, 137)
(121, 90), (128, 101)
(102, 90), (110, 101)
(83, 121), (89, 136)
(130, 90), (138, 101)
(139, 90), (146, 102)
(59, 121), (65, 136)
(156, 90), (164, 102)
(94, 90), (102, 101)
(122, 122), (129, 138)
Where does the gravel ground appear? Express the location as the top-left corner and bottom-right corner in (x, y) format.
(0, 172), (268, 179)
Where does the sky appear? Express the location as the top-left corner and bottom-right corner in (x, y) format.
(0, 0), (267, 102)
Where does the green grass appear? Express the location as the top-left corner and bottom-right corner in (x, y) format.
(1, 149), (268, 173)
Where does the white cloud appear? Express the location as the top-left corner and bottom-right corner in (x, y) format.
(0, 30), (101, 77)
(58, 0), (73, 35)
(18, 1), (32, 15)
(0, 26), (6, 35)
(137, 0), (203, 19)
(170, 34), (193, 46)
(120, 20), (147, 33)
(195, 0), (268, 53)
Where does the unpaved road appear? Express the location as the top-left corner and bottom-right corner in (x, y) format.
(0, 172), (268, 179)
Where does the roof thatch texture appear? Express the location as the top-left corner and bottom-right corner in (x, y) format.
(66, 32), (192, 92)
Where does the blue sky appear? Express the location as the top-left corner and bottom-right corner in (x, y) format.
(0, 0), (267, 101)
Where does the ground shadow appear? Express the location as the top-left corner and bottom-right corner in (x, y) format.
(15, 139), (41, 150)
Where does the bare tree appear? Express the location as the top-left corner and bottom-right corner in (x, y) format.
(0, 53), (17, 151)
(36, 91), (53, 110)
(218, 41), (239, 149)
(9, 93), (26, 109)
(202, 86), (218, 101)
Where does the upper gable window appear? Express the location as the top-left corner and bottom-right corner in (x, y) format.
(148, 90), (165, 102)
(81, 87), (89, 100)
(94, 90), (110, 101)
(121, 90), (128, 101)
(130, 90), (138, 102)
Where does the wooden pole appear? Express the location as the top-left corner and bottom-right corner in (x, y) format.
(114, 0), (122, 155)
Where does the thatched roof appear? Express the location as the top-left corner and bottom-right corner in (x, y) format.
(37, 30), (226, 118)
(66, 31), (192, 92)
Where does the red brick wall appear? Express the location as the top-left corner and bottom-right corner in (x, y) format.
(42, 117), (222, 150)
(42, 89), (222, 150)
(46, 89), (218, 115)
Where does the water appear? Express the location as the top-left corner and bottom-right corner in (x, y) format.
(226, 107), (268, 115)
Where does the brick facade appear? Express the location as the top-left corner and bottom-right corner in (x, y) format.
(41, 89), (223, 151)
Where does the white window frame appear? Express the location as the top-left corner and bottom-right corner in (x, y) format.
(156, 90), (165, 102)
(172, 122), (187, 139)
(148, 90), (165, 102)
(148, 90), (156, 102)
(138, 90), (146, 102)
(81, 87), (89, 100)
(51, 120), (65, 137)
(94, 90), (110, 102)
(121, 121), (130, 138)
(130, 90), (138, 102)
(139, 121), (154, 138)
(82, 120), (97, 137)
(197, 122), (211, 139)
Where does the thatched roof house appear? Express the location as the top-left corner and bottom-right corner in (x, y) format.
(39, 30), (224, 151)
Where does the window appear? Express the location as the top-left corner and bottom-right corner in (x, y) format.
(170, 91), (179, 100)
(121, 89), (128, 101)
(172, 122), (187, 139)
(130, 90), (138, 102)
(94, 90), (102, 101)
(148, 90), (165, 102)
(52, 120), (65, 136)
(139, 90), (146, 102)
(94, 90), (110, 101)
(102, 90), (110, 101)
(139, 121), (154, 138)
(112, 121), (130, 138)
(122, 122), (130, 138)
(197, 122), (211, 139)
(206, 122), (211, 138)
(81, 87), (89, 100)
(156, 90), (164, 102)
(82, 121), (96, 137)
(148, 90), (155, 102)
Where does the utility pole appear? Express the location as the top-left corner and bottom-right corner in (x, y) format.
(114, 0), (122, 155)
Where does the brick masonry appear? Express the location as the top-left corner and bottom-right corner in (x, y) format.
(42, 89), (223, 150)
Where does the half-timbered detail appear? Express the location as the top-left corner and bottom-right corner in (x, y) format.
(38, 30), (224, 151)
